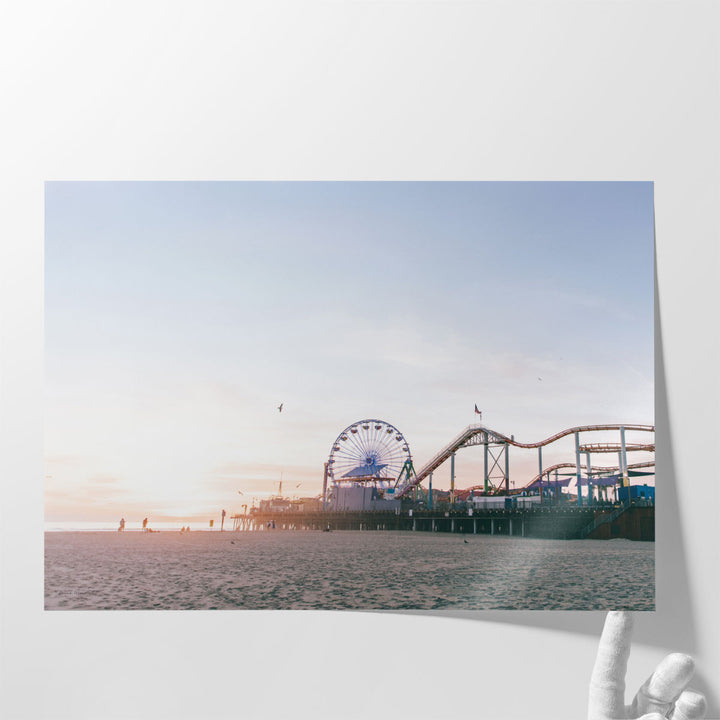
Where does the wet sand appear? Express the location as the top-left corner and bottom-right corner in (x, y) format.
(44, 530), (654, 611)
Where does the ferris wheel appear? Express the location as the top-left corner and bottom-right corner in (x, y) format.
(327, 419), (412, 486)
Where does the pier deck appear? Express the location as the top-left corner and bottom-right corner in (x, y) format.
(231, 504), (654, 541)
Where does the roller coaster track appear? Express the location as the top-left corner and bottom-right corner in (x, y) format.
(465, 460), (657, 494)
(396, 423), (654, 497)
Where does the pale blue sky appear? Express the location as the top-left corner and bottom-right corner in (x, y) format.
(45, 182), (654, 521)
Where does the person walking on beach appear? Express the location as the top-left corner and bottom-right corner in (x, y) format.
(118, 517), (125, 532)
(221, 508), (226, 531)
(142, 517), (148, 532)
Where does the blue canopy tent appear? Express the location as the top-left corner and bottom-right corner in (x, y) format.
(576, 474), (621, 487)
(526, 477), (573, 490)
(342, 462), (389, 479)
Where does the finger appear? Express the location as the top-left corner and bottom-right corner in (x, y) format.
(589, 611), (634, 720)
(631, 653), (695, 717)
(670, 689), (707, 720)
(637, 714), (666, 720)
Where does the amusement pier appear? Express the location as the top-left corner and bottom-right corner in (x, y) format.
(231, 419), (655, 541)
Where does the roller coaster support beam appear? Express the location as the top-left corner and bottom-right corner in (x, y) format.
(505, 442), (510, 495)
(575, 432), (583, 507)
(428, 472), (433, 510)
(450, 452), (456, 505)
(586, 451), (593, 505)
(538, 446), (543, 500)
(484, 440), (489, 493)
(620, 426), (628, 487)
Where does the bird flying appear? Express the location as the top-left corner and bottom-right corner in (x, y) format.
(278, 403), (283, 412)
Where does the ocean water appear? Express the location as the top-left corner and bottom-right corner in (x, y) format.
(44, 521), (209, 532)
(44, 530), (654, 611)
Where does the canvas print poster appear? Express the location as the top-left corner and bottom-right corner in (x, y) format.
(44, 181), (655, 610)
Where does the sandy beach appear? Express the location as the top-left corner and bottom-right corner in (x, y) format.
(45, 529), (654, 611)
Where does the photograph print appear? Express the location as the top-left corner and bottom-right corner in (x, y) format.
(44, 181), (655, 611)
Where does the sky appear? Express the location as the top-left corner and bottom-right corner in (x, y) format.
(44, 182), (655, 523)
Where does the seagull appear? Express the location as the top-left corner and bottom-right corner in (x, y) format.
(237, 490), (244, 495)
(538, 377), (542, 381)
(278, 403), (283, 412)
(296, 482), (302, 488)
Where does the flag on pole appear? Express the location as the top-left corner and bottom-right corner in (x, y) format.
(474, 404), (482, 421)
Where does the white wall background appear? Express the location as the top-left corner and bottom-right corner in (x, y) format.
(1, 2), (718, 718)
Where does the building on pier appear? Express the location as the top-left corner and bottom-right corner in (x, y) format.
(618, 484), (654, 505)
(330, 484), (401, 512)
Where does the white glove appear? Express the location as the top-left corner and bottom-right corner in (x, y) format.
(588, 611), (706, 720)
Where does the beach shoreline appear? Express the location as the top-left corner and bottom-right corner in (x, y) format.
(44, 530), (654, 612)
